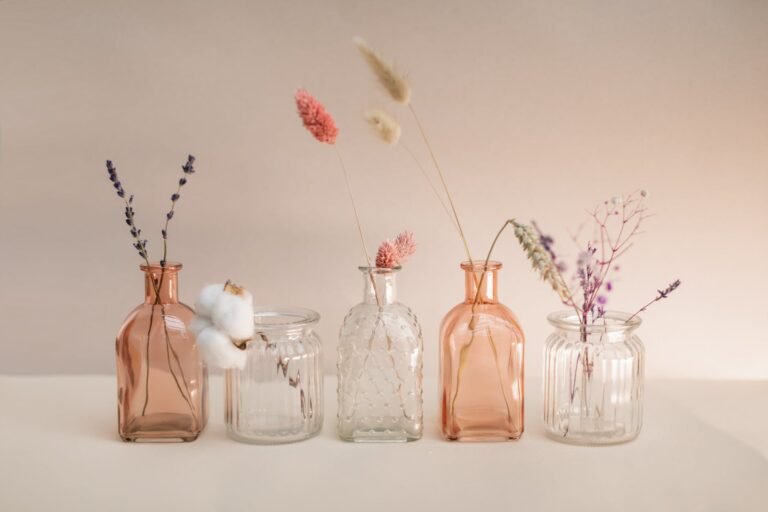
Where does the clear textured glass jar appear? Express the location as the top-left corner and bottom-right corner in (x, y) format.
(225, 307), (323, 444)
(116, 262), (208, 442)
(337, 266), (424, 442)
(543, 311), (644, 445)
(440, 261), (524, 441)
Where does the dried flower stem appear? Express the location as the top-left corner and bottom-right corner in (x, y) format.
(583, 192), (648, 322)
(627, 280), (681, 322)
(400, 142), (459, 233)
(408, 104), (475, 269)
(106, 159), (197, 417)
(333, 146), (385, 309)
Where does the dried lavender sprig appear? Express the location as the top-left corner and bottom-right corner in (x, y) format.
(106, 160), (150, 262)
(160, 154), (196, 267)
(626, 280), (681, 322)
(532, 220), (566, 273)
(512, 220), (578, 312)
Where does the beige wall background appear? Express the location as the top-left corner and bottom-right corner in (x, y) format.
(1, 0), (766, 379)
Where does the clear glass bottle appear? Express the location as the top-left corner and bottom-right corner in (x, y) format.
(225, 307), (323, 444)
(440, 261), (524, 441)
(543, 311), (644, 445)
(116, 262), (208, 442)
(337, 266), (424, 442)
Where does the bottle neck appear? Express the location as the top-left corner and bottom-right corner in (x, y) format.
(142, 262), (181, 305)
(361, 267), (398, 306)
(464, 267), (499, 304)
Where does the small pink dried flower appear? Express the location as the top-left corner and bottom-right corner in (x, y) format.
(375, 240), (399, 268)
(294, 88), (338, 144)
(376, 230), (417, 268)
(394, 230), (416, 263)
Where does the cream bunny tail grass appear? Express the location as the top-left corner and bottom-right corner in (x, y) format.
(354, 37), (411, 104)
(365, 109), (401, 144)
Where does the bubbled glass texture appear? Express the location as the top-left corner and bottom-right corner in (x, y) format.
(337, 268), (424, 442)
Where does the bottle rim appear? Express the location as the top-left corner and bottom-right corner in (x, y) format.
(140, 261), (182, 272)
(460, 260), (502, 271)
(358, 266), (401, 274)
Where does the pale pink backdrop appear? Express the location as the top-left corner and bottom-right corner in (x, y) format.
(1, 0), (766, 379)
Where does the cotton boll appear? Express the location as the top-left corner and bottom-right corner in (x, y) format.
(211, 288), (254, 341)
(195, 326), (247, 370)
(194, 284), (226, 318)
(189, 316), (212, 337)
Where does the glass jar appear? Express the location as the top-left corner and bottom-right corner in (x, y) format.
(440, 261), (524, 441)
(225, 307), (323, 443)
(543, 311), (644, 445)
(337, 266), (424, 442)
(116, 262), (208, 442)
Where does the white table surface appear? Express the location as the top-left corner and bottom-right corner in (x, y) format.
(1, 376), (766, 512)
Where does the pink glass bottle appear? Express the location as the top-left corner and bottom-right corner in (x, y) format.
(440, 261), (524, 441)
(116, 262), (208, 442)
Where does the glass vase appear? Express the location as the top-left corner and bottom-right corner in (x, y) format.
(225, 307), (323, 444)
(440, 261), (524, 441)
(116, 262), (208, 442)
(337, 266), (424, 442)
(543, 311), (644, 445)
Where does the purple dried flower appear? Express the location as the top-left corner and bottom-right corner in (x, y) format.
(627, 279), (682, 321)
(160, 154), (198, 264)
(182, 155), (195, 174)
(532, 221), (566, 273)
(105, 155), (199, 265)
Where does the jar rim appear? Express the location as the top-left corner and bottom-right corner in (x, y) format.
(253, 307), (320, 332)
(547, 310), (641, 332)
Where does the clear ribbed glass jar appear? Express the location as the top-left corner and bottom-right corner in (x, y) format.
(543, 311), (644, 445)
(337, 266), (424, 442)
(225, 308), (323, 444)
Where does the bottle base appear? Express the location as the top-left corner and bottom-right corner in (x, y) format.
(338, 428), (422, 443)
(118, 413), (203, 443)
(119, 413), (203, 443)
(442, 430), (522, 442)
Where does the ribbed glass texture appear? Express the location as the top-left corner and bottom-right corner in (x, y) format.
(543, 311), (644, 445)
(337, 267), (424, 442)
(225, 308), (323, 444)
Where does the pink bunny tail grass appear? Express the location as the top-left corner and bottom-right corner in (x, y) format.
(394, 230), (416, 263)
(376, 231), (416, 268)
(375, 240), (399, 268)
(294, 88), (338, 144)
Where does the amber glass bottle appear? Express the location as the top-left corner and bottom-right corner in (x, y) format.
(440, 261), (524, 441)
(116, 262), (208, 442)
